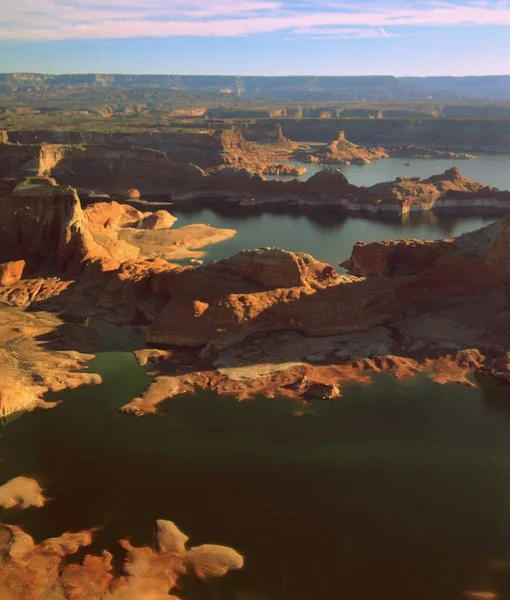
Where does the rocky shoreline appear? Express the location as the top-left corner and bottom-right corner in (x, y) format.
(0, 171), (508, 419)
(2, 129), (509, 221)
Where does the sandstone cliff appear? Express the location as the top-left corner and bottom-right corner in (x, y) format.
(0, 176), (234, 275)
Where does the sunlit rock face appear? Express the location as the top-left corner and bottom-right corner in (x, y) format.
(0, 260), (25, 286)
(0, 477), (46, 510)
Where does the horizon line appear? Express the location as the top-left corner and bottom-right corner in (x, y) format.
(2, 72), (510, 78)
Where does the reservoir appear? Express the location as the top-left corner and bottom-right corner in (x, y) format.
(1, 353), (509, 600)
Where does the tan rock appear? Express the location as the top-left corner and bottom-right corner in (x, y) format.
(0, 308), (101, 418)
(155, 520), (189, 554)
(0, 519), (243, 600)
(185, 544), (244, 579)
(0, 477), (46, 509)
(0, 260), (24, 286)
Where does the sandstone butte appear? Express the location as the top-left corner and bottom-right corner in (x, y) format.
(0, 169), (508, 419)
(294, 131), (478, 165)
(0, 519), (243, 600)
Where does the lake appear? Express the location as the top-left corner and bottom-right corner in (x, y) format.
(269, 154), (510, 188)
(2, 154), (510, 599)
(173, 207), (498, 267)
(172, 155), (509, 266)
(1, 352), (510, 600)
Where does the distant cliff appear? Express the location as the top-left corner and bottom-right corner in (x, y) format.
(2, 73), (510, 101)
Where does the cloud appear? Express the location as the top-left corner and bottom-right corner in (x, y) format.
(2, 0), (510, 40)
(291, 26), (392, 38)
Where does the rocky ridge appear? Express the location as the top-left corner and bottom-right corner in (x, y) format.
(174, 166), (510, 217)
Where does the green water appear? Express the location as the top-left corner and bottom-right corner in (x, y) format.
(1, 352), (510, 600)
(171, 155), (509, 266)
(173, 206), (497, 267)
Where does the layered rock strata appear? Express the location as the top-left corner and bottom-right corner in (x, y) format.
(1, 139), (508, 218)
(173, 166), (510, 217)
(119, 218), (509, 413)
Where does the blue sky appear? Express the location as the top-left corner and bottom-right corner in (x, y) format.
(1, 0), (510, 75)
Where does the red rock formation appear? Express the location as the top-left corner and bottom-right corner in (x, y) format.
(0, 520), (243, 600)
(296, 130), (389, 164)
(173, 166), (510, 218)
(146, 219), (510, 358)
(0, 178), (210, 275)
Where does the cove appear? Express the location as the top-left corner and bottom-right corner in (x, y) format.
(1, 352), (510, 600)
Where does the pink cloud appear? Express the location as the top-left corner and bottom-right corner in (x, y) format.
(3, 0), (510, 40)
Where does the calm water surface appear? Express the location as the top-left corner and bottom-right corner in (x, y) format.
(174, 207), (498, 267)
(273, 154), (510, 188)
(172, 155), (509, 266)
(2, 157), (510, 599)
(1, 352), (510, 600)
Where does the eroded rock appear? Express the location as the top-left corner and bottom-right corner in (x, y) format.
(0, 477), (46, 510)
(0, 520), (243, 600)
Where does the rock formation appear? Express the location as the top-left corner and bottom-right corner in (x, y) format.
(0, 176), (235, 274)
(1, 163), (508, 418)
(0, 519), (243, 600)
(261, 163), (307, 177)
(118, 218), (509, 414)
(295, 130), (389, 164)
(173, 166), (510, 218)
(388, 145), (478, 160)
(0, 477), (46, 509)
(147, 219), (509, 351)
(0, 308), (101, 418)
(1, 138), (508, 219)
(0, 261), (24, 286)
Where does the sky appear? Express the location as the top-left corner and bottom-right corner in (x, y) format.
(0, 0), (509, 75)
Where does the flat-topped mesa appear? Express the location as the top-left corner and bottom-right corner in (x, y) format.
(342, 217), (510, 287)
(0, 138), (207, 193)
(173, 165), (510, 217)
(0, 176), (85, 272)
(363, 168), (510, 215)
(389, 146), (478, 160)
